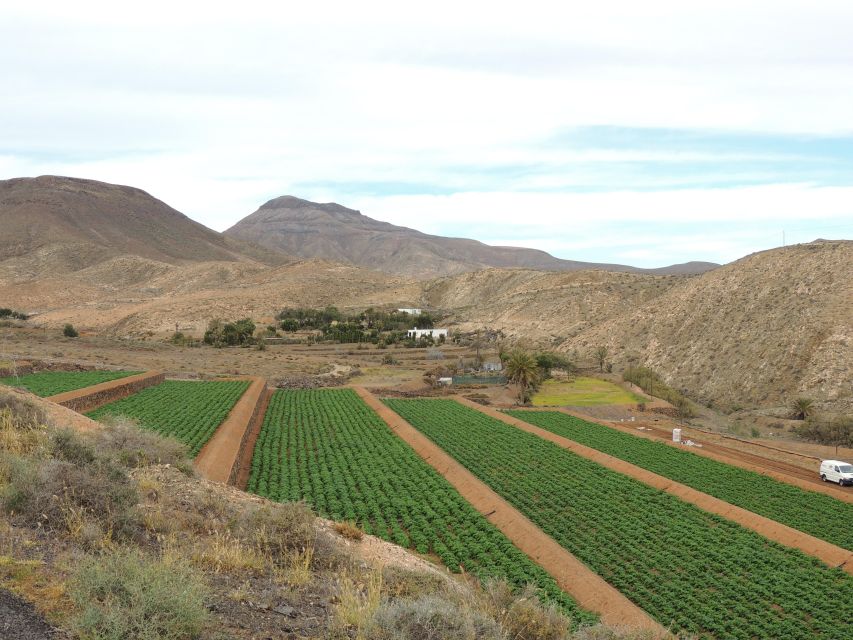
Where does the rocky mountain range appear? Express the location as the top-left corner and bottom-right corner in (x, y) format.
(1, 175), (850, 412)
(224, 195), (717, 278)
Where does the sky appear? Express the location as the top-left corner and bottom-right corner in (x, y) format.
(2, 0), (853, 268)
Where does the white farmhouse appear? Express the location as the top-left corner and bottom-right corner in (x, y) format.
(397, 308), (423, 315)
(407, 327), (448, 340)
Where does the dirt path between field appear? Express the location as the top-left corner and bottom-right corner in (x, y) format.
(46, 371), (164, 413)
(549, 408), (853, 504)
(353, 387), (664, 633)
(195, 376), (268, 484)
(233, 386), (273, 489)
(460, 398), (853, 574)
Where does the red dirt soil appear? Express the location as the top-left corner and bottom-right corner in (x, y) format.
(354, 387), (665, 633)
(46, 371), (164, 413)
(552, 408), (853, 504)
(460, 398), (853, 574)
(194, 376), (267, 484)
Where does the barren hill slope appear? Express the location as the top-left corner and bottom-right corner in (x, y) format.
(557, 241), (853, 411)
(422, 268), (685, 343)
(225, 195), (717, 278)
(0, 176), (289, 276)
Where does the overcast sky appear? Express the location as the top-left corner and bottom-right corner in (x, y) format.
(2, 1), (852, 267)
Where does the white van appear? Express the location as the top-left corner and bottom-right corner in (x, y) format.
(819, 460), (853, 486)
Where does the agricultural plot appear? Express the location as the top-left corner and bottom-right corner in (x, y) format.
(248, 389), (597, 625)
(0, 370), (139, 397)
(87, 380), (249, 456)
(507, 410), (853, 551)
(532, 377), (644, 407)
(386, 398), (853, 640)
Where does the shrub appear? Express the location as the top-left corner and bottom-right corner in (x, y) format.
(232, 502), (315, 562)
(0, 307), (28, 320)
(63, 324), (79, 338)
(69, 549), (209, 640)
(334, 520), (364, 541)
(0, 392), (50, 455)
(368, 595), (502, 640)
(92, 417), (191, 470)
(0, 391), (48, 427)
(480, 581), (571, 640)
(2, 430), (140, 540)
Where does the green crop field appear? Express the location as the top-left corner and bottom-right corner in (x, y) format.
(508, 409), (853, 551)
(532, 377), (644, 406)
(87, 380), (249, 456)
(0, 370), (140, 397)
(386, 398), (853, 640)
(247, 389), (597, 626)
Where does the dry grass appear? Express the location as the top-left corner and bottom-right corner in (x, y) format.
(192, 530), (266, 574)
(334, 569), (383, 639)
(334, 520), (364, 541)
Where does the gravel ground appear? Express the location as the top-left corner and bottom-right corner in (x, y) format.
(0, 589), (65, 640)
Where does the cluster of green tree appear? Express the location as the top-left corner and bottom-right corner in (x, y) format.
(623, 366), (693, 419)
(792, 409), (853, 455)
(501, 350), (576, 404)
(277, 306), (440, 346)
(0, 308), (28, 320)
(203, 318), (256, 347)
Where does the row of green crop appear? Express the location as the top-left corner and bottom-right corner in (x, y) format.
(87, 380), (249, 456)
(0, 370), (140, 397)
(385, 398), (852, 640)
(247, 389), (597, 626)
(506, 409), (853, 551)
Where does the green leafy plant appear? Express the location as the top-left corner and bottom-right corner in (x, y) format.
(387, 398), (853, 640)
(247, 389), (596, 627)
(87, 380), (249, 456)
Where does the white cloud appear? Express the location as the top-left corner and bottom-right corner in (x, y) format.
(1, 0), (852, 264)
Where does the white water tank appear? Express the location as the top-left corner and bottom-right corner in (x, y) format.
(672, 428), (682, 443)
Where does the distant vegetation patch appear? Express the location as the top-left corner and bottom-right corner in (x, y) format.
(0, 370), (139, 397)
(278, 306), (442, 346)
(532, 377), (643, 407)
(0, 308), (28, 320)
(623, 366), (694, 416)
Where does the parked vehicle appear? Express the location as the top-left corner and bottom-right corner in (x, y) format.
(819, 460), (853, 486)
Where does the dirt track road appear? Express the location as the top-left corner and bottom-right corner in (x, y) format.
(194, 376), (267, 484)
(354, 387), (665, 633)
(461, 398), (853, 574)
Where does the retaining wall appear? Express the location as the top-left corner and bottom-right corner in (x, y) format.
(47, 371), (165, 413)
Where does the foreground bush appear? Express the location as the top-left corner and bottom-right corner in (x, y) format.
(69, 549), (209, 640)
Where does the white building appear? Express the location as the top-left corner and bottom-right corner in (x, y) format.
(407, 327), (448, 340)
(397, 308), (423, 315)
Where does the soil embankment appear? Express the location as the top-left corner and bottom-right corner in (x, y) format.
(353, 386), (664, 633)
(233, 386), (273, 489)
(194, 376), (268, 484)
(460, 398), (853, 574)
(46, 371), (164, 413)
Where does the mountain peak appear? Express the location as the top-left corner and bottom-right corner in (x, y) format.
(226, 195), (720, 279)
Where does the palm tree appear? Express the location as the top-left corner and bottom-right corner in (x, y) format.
(505, 350), (541, 404)
(790, 397), (815, 420)
(594, 346), (609, 372)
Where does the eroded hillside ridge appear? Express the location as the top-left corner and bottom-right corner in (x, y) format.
(559, 241), (853, 411)
(225, 194), (718, 278)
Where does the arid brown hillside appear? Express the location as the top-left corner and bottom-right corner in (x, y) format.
(0, 176), (289, 277)
(422, 268), (685, 344)
(558, 241), (853, 412)
(225, 195), (717, 278)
